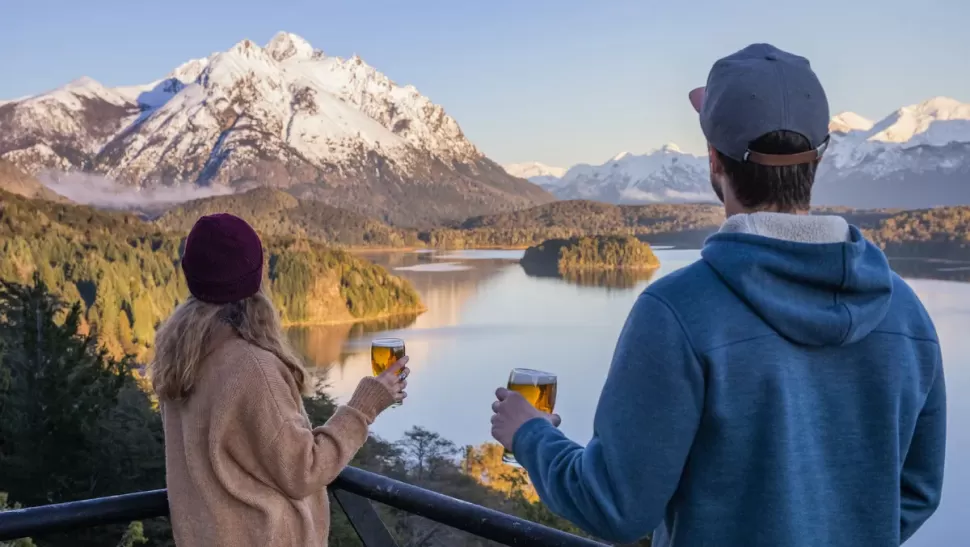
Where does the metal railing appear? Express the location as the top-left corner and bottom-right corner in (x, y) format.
(0, 465), (608, 547)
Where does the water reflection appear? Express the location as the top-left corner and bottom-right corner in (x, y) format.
(889, 256), (970, 283)
(520, 258), (659, 289)
(289, 314), (419, 371)
(297, 250), (513, 393)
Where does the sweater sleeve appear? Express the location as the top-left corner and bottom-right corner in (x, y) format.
(512, 292), (705, 544)
(235, 354), (395, 500)
(899, 346), (946, 543)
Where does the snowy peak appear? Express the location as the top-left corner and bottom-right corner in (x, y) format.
(901, 96), (968, 120)
(30, 76), (133, 108)
(265, 32), (319, 62)
(228, 38), (264, 58)
(830, 111), (874, 134)
(170, 58), (210, 83)
(605, 143), (680, 163)
(825, 96), (970, 173)
(0, 31), (549, 224)
(503, 162), (566, 179)
(811, 96), (970, 209)
(864, 96), (970, 146)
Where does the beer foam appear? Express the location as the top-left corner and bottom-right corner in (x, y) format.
(372, 337), (405, 348)
(508, 368), (556, 385)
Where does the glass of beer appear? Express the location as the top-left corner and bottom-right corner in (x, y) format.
(503, 368), (557, 465)
(371, 337), (406, 408)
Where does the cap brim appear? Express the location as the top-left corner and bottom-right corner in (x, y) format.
(689, 86), (705, 113)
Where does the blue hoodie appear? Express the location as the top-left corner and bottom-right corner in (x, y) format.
(513, 214), (946, 546)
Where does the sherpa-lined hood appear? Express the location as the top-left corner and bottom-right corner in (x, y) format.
(702, 212), (893, 346)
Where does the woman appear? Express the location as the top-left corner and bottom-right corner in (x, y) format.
(150, 213), (407, 547)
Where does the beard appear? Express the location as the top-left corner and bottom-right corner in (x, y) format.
(710, 175), (725, 203)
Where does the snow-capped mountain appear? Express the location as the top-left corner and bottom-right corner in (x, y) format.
(503, 162), (567, 187)
(829, 112), (874, 134)
(526, 97), (970, 208)
(526, 144), (717, 204)
(813, 96), (970, 208)
(0, 32), (552, 225)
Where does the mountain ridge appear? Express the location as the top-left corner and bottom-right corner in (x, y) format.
(519, 96), (970, 208)
(0, 31), (552, 226)
(519, 143), (717, 204)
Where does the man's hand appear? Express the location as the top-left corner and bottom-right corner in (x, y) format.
(490, 387), (561, 451)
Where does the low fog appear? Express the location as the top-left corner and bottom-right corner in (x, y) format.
(38, 171), (236, 216)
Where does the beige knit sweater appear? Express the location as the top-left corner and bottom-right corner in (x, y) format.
(161, 327), (394, 547)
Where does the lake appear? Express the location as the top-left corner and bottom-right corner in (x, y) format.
(288, 248), (969, 546)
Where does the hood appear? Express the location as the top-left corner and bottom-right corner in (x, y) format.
(702, 213), (893, 346)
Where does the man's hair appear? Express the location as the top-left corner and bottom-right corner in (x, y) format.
(714, 130), (818, 211)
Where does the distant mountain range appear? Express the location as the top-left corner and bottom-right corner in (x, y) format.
(509, 97), (970, 209)
(815, 97), (970, 209)
(511, 144), (716, 204)
(0, 32), (552, 226)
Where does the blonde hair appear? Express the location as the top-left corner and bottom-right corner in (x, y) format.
(150, 285), (308, 401)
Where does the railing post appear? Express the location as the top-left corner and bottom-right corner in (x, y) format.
(330, 490), (399, 547)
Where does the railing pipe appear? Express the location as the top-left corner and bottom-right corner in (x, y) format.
(0, 489), (167, 541)
(0, 466), (609, 547)
(333, 467), (607, 547)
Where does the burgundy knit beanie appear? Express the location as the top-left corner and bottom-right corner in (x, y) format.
(181, 213), (264, 304)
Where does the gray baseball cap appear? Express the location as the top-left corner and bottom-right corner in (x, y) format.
(689, 43), (830, 166)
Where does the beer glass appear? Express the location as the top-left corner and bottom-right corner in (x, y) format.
(503, 368), (557, 465)
(371, 337), (406, 407)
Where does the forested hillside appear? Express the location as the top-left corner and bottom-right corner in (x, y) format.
(154, 188), (422, 248)
(0, 191), (423, 360)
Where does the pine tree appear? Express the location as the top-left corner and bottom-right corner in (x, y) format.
(0, 274), (164, 546)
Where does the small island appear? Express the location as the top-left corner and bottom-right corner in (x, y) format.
(520, 235), (661, 274)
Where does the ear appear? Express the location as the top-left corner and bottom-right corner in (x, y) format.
(707, 144), (725, 176)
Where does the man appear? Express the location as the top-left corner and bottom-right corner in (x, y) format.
(490, 43), (946, 546)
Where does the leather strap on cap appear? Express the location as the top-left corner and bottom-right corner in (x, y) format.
(743, 137), (830, 166)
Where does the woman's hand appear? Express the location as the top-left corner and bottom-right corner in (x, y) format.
(376, 356), (409, 404)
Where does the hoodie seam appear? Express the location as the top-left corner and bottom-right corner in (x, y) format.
(700, 333), (780, 354)
(869, 330), (940, 345)
(836, 242), (854, 345)
(641, 291), (704, 366)
(694, 330), (938, 354)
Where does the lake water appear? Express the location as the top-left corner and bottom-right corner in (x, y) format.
(288, 248), (969, 546)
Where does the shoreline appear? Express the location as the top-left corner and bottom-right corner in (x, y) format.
(555, 263), (662, 272)
(346, 246), (423, 253)
(281, 306), (428, 329)
(345, 245), (532, 253)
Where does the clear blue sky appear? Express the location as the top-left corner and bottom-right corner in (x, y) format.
(2, 0), (968, 167)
